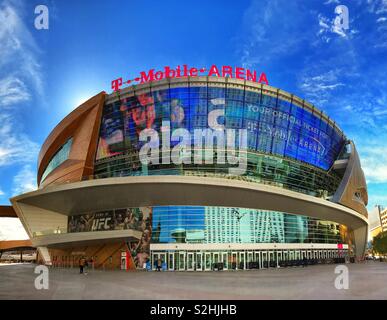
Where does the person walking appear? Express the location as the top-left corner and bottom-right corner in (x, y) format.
(79, 257), (86, 274)
(157, 258), (162, 272)
(84, 258), (89, 275)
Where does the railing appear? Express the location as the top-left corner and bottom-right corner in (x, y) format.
(33, 228), (67, 237)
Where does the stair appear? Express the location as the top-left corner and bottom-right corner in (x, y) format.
(94, 242), (124, 268)
(37, 247), (52, 265)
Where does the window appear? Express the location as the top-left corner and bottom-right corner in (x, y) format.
(41, 138), (73, 182)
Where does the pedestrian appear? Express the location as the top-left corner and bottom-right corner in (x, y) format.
(157, 258), (162, 272)
(85, 259), (89, 275)
(79, 256), (85, 274)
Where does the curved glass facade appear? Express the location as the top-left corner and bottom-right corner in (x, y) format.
(41, 138), (73, 182)
(67, 206), (346, 244)
(151, 206), (345, 244)
(67, 205), (348, 270)
(94, 83), (345, 197)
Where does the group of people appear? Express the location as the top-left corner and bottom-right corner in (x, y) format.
(79, 257), (92, 275)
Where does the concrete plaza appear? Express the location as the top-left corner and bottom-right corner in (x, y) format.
(0, 261), (386, 300)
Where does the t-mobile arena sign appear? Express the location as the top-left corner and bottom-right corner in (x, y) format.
(111, 65), (269, 92)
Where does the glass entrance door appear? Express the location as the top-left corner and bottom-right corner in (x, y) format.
(247, 252), (253, 269)
(187, 252), (194, 271)
(168, 252), (174, 271)
(221, 252), (228, 270)
(276, 251), (283, 267)
(289, 251), (294, 261)
(239, 251), (246, 270)
(268, 251), (275, 268)
(231, 252), (238, 270)
(152, 252), (161, 270)
(196, 252), (203, 271)
(261, 251), (268, 268)
(213, 252), (220, 267)
(254, 251), (261, 269)
(178, 252), (186, 271)
(205, 252), (212, 271)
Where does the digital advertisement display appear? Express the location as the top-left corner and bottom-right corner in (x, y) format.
(96, 87), (345, 171)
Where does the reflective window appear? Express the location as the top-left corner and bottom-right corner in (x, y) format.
(41, 138), (73, 182)
(68, 206), (348, 259)
(152, 206), (345, 245)
(94, 85), (345, 197)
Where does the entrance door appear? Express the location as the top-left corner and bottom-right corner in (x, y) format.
(196, 252), (203, 271)
(247, 252), (253, 269)
(261, 251), (268, 269)
(178, 252), (186, 271)
(268, 251), (275, 268)
(213, 252), (220, 266)
(231, 252), (238, 270)
(205, 252), (212, 271)
(187, 252), (195, 271)
(221, 252), (228, 270)
(254, 251), (261, 269)
(239, 251), (246, 270)
(289, 251), (294, 261)
(160, 252), (167, 269)
(168, 252), (174, 271)
(276, 251), (283, 267)
(152, 252), (159, 270)
(283, 251), (289, 263)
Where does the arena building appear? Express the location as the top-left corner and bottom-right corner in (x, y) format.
(7, 75), (368, 271)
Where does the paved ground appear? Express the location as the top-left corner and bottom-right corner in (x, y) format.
(0, 261), (386, 299)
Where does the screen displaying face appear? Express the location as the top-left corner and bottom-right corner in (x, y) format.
(96, 86), (345, 171)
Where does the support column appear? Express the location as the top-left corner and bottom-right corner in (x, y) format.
(353, 225), (368, 260)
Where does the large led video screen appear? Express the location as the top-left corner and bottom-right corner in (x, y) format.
(96, 86), (345, 170)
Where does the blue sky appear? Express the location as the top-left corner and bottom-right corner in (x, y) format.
(1, 0), (387, 239)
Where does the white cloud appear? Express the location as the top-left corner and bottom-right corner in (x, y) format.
(0, 76), (30, 107)
(377, 16), (387, 22)
(298, 70), (345, 106)
(0, 217), (28, 241)
(366, 0), (387, 14)
(358, 146), (387, 184)
(0, 113), (39, 167)
(368, 194), (387, 204)
(317, 12), (353, 42)
(12, 164), (37, 196)
(0, 2), (41, 168)
(0, 2), (43, 97)
(238, 1), (308, 68)
(0, 189), (5, 196)
(324, 0), (340, 4)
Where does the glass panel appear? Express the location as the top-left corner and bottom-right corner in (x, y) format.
(41, 138), (73, 182)
(95, 85), (345, 193)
